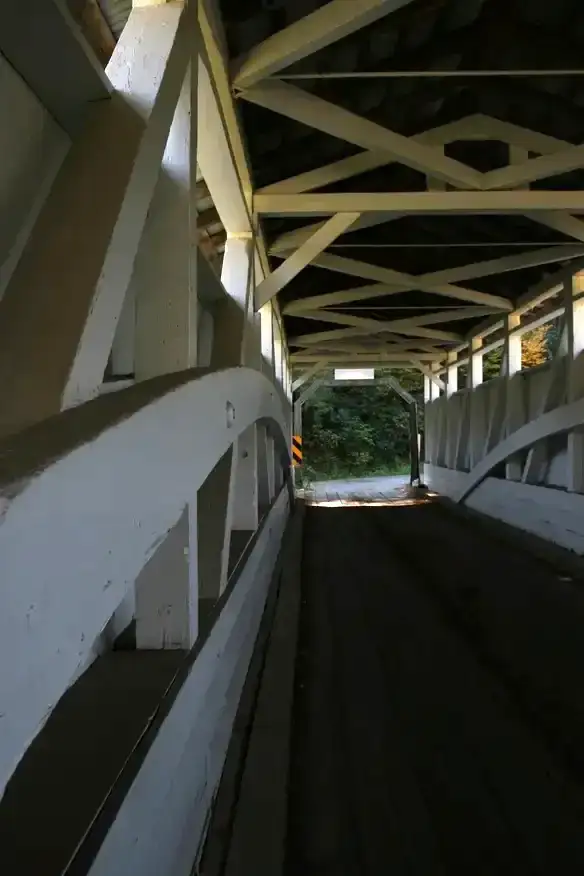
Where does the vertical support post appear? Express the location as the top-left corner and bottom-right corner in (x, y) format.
(200, 236), (257, 596)
(423, 374), (432, 404)
(504, 314), (524, 480)
(222, 236), (259, 532)
(469, 337), (484, 390)
(134, 508), (198, 649)
(425, 364), (440, 465)
(468, 336), (484, 468)
(485, 315), (520, 456)
(260, 302), (275, 373)
(445, 351), (458, 397)
(134, 73), (198, 379)
(444, 351), (457, 467)
(429, 364), (440, 401)
(133, 20), (200, 650)
(565, 277), (584, 492)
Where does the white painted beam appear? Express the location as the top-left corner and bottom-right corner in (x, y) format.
(284, 248), (581, 317)
(198, 0), (271, 278)
(414, 361), (446, 392)
(134, 74), (197, 381)
(257, 115), (486, 196)
(270, 213), (394, 254)
(296, 306), (500, 335)
(425, 245), (584, 286)
(310, 253), (513, 310)
(483, 144), (584, 191)
(565, 278), (584, 493)
(292, 323), (462, 346)
(0, 0), (111, 135)
(445, 351), (458, 397)
(297, 375), (326, 406)
(243, 81), (483, 189)
(528, 212), (584, 244)
(198, 56), (250, 235)
(283, 283), (401, 314)
(292, 352), (442, 363)
(0, 1), (190, 435)
(504, 314), (524, 481)
(254, 212), (359, 309)
(256, 190), (584, 215)
(475, 115), (572, 156)
(232, 0), (417, 90)
(292, 361), (326, 392)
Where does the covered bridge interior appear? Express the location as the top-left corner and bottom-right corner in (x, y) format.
(2, 1), (584, 874)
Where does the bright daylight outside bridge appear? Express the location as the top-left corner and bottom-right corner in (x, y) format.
(3, 1), (584, 874)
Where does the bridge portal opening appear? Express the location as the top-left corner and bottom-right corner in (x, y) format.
(299, 369), (423, 488)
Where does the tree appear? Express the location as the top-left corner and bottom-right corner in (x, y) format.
(522, 326), (548, 369)
(302, 369), (423, 481)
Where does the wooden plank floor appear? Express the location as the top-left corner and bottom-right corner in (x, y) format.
(287, 503), (584, 875)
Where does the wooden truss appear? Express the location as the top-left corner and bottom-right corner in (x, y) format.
(227, 0), (584, 368)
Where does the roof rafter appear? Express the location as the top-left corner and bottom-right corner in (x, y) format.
(309, 253), (513, 310)
(256, 190), (584, 215)
(232, 0), (418, 90)
(242, 80), (483, 189)
(283, 245), (584, 314)
(266, 114), (579, 255)
(258, 115), (486, 198)
(297, 306), (500, 333)
(254, 212), (360, 309)
(292, 321), (462, 346)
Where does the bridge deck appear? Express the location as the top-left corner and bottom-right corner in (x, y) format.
(206, 498), (584, 875)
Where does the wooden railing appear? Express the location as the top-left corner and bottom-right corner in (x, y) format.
(0, 365), (291, 797)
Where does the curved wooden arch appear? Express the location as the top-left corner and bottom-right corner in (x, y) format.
(455, 396), (584, 504)
(0, 366), (290, 794)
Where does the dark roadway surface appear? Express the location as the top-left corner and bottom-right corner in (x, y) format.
(286, 502), (584, 875)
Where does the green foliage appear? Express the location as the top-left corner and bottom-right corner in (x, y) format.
(302, 369), (422, 481)
(522, 325), (549, 368)
(483, 346), (502, 380)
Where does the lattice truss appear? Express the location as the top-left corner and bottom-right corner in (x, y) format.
(223, 0), (584, 374)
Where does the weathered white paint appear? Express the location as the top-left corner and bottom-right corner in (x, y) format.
(110, 284), (136, 377)
(0, 1), (190, 436)
(255, 190), (584, 215)
(220, 237), (259, 534)
(197, 55), (251, 235)
(135, 506), (198, 649)
(130, 66), (200, 649)
(564, 281), (584, 492)
(86, 488), (290, 876)
(134, 71), (198, 380)
(254, 213), (360, 310)
(425, 465), (584, 554)
(260, 301), (275, 368)
(243, 81), (482, 189)
(0, 53), (69, 300)
(0, 367), (290, 796)
(197, 304), (214, 367)
(259, 115), (485, 200)
(424, 349), (582, 494)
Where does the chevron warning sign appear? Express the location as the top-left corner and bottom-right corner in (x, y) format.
(292, 435), (302, 466)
